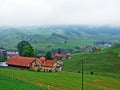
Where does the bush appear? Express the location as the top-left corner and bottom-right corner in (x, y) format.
(0, 56), (7, 62)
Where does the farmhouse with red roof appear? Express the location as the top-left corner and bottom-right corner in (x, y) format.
(6, 56), (41, 71)
(6, 56), (62, 72)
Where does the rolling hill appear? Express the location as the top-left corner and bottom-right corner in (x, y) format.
(0, 25), (120, 50)
(63, 44), (120, 76)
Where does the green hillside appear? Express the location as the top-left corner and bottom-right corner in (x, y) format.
(0, 26), (120, 50)
(63, 44), (120, 75)
(0, 45), (120, 90)
(0, 68), (120, 90)
(0, 74), (46, 90)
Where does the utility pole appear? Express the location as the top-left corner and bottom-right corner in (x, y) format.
(82, 59), (84, 90)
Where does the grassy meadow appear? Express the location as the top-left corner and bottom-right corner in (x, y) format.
(0, 73), (46, 90)
(0, 68), (120, 90)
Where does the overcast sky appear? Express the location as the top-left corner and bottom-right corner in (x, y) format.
(0, 0), (120, 26)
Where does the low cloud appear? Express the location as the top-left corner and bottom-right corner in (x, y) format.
(0, 0), (120, 26)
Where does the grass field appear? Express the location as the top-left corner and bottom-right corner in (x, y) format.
(63, 45), (120, 74)
(0, 68), (120, 90)
(0, 73), (46, 90)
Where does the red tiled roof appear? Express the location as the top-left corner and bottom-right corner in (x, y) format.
(6, 56), (55, 67)
(54, 54), (63, 57)
(42, 60), (55, 67)
(6, 56), (38, 67)
(39, 57), (46, 64)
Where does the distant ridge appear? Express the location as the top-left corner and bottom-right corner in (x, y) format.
(0, 25), (120, 49)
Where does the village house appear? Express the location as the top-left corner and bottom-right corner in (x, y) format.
(6, 56), (62, 72)
(41, 60), (57, 72)
(6, 50), (19, 58)
(0, 49), (7, 57)
(54, 53), (71, 60)
(6, 56), (40, 71)
(54, 54), (63, 60)
(104, 43), (112, 47)
(92, 47), (100, 52)
(0, 49), (19, 58)
(39, 57), (63, 72)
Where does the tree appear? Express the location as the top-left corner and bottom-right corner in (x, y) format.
(0, 56), (7, 62)
(34, 50), (39, 58)
(17, 40), (30, 56)
(45, 51), (53, 60)
(17, 40), (35, 57)
(64, 40), (67, 44)
(0, 47), (5, 49)
(58, 48), (61, 54)
(22, 45), (34, 57)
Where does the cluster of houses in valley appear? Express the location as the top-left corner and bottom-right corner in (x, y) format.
(0, 49), (19, 59)
(0, 49), (71, 72)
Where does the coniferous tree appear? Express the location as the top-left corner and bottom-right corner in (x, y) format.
(58, 48), (61, 54)
(45, 51), (53, 60)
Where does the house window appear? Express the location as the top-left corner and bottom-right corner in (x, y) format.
(34, 64), (38, 67)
